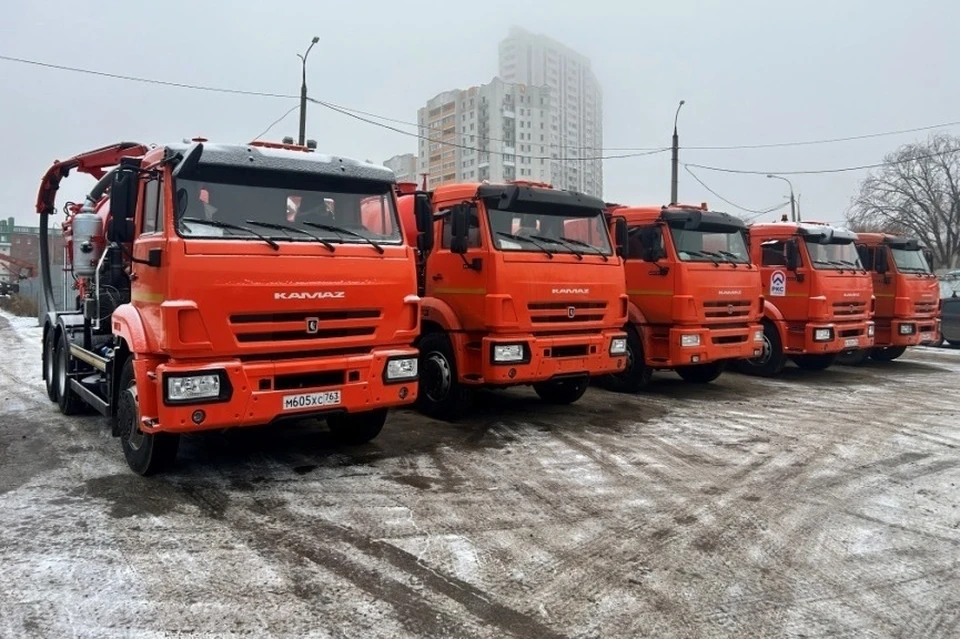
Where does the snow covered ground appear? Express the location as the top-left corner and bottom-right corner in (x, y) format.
(1, 309), (959, 638)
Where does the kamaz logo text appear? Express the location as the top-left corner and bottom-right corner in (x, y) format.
(718, 290), (742, 295)
(274, 291), (346, 300)
(552, 288), (589, 295)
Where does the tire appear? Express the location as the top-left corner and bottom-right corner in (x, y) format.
(327, 409), (388, 445)
(600, 326), (652, 392)
(947, 339), (960, 348)
(791, 353), (838, 371)
(116, 358), (179, 476)
(836, 348), (869, 366)
(870, 345), (907, 362)
(44, 329), (59, 403)
(734, 320), (786, 377)
(55, 336), (85, 415)
(416, 332), (466, 420)
(533, 375), (589, 405)
(676, 360), (726, 384)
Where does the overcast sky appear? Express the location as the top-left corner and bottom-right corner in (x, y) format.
(2, 0), (958, 228)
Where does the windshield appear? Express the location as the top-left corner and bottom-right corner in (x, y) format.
(174, 170), (401, 245)
(803, 239), (863, 270)
(891, 247), (931, 274)
(668, 224), (750, 264)
(488, 207), (612, 256)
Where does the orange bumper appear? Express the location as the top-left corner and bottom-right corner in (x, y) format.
(475, 330), (627, 386)
(800, 320), (875, 354)
(656, 322), (766, 367)
(874, 317), (940, 347)
(146, 347), (418, 434)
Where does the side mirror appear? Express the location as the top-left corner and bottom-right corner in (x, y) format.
(875, 247), (890, 274)
(614, 218), (628, 260)
(785, 239), (800, 271)
(449, 204), (468, 255)
(414, 194), (434, 254)
(110, 167), (138, 222)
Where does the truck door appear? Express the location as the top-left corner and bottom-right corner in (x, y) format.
(131, 171), (169, 340)
(426, 203), (486, 331)
(759, 237), (809, 322)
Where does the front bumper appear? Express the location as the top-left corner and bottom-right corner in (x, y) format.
(656, 322), (765, 367)
(800, 320), (875, 354)
(476, 330), (627, 386)
(874, 317), (940, 347)
(145, 347), (418, 434)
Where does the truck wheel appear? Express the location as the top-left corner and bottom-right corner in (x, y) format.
(117, 359), (179, 476)
(735, 321), (786, 377)
(676, 361), (726, 384)
(870, 346), (907, 362)
(327, 409), (388, 445)
(601, 327), (652, 392)
(533, 375), (589, 405)
(416, 332), (465, 420)
(55, 336), (85, 415)
(44, 330), (59, 402)
(836, 349), (869, 366)
(791, 353), (838, 371)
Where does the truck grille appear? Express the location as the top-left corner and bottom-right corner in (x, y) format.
(914, 301), (937, 315)
(528, 301), (606, 323)
(229, 309), (381, 345)
(703, 300), (752, 319)
(832, 301), (868, 317)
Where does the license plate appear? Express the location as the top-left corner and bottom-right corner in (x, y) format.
(920, 332), (933, 342)
(844, 338), (859, 348)
(282, 390), (341, 411)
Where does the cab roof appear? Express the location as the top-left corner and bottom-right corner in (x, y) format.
(431, 181), (606, 213)
(750, 220), (859, 243)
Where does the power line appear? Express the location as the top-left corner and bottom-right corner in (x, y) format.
(3, 53), (957, 156)
(253, 103), (301, 141)
(684, 166), (790, 217)
(685, 148), (960, 176)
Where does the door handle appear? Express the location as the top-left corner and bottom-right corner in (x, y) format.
(432, 273), (443, 281)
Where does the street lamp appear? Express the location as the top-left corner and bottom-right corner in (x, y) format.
(670, 100), (686, 204)
(767, 173), (796, 222)
(297, 36), (320, 146)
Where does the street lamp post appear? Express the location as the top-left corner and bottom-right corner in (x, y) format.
(670, 100), (685, 205)
(297, 36), (320, 146)
(767, 173), (796, 222)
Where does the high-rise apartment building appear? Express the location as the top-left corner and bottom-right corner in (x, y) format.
(383, 153), (418, 184)
(498, 26), (603, 197)
(418, 78), (553, 191)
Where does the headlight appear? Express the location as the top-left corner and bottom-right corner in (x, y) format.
(492, 344), (526, 363)
(753, 330), (764, 342)
(609, 337), (627, 355)
(813, 328), (832, 342)
(680, 334), (700, 347)
(166, 373), (223, 402)
(899, 324), (915, 335)
(385, 357), (418, 381)
(867, 324), (875, 337)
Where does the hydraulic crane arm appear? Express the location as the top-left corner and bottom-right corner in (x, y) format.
(0, 253), (36, 279)
(36, 142), (148, 216)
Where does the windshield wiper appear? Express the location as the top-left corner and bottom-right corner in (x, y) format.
(495, 231), (554, 258)
(530, 234), (582, 260)
(813, 259), (847, 272)
(716, 250), (745, 268)
(180, 216), (279, 250)
(560, 236), (611, 262)
(246, 220), (337, 253)
(682, 249), (721, 266)
(301, 221), (384, 254)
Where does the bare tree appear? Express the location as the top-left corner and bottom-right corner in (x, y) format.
(847, 133), (960, 269)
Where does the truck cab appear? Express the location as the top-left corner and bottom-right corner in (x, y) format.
(737, 221), (876, 376)
(397, 180), (629, 419)
(38, 139), (421, 475)
(602, 203), (765, 390)
(837, 233), (940, 364)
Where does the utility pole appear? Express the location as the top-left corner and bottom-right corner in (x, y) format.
(297, 36), (320, 146)
(670, 100), (685, 205)
(796, 193), (802, 222)
(767, 174), (796, 222)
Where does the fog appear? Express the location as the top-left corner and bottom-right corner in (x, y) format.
(2, 0), (958, 227)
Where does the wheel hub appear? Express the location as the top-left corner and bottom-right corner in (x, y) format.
(117, 386), (144, 449)
(749, 334), (772, 365)
(422, 352), (452, 403)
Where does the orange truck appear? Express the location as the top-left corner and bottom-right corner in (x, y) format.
(396, 180), (629, 419)
(37, 139), (420, 475)
(735, 221), (875, 376)
(836, 233), (940, 364)
(597, 203), (765, 390)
